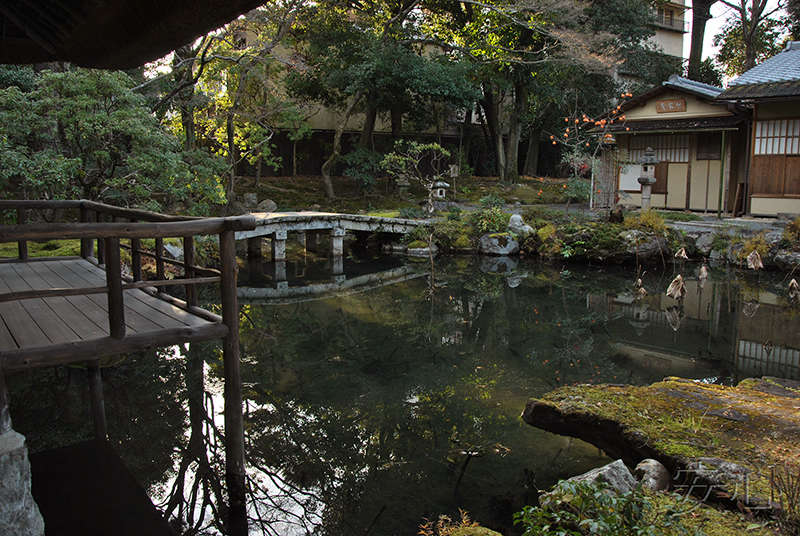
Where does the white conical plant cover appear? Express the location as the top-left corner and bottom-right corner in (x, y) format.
(666, 274), (686, 300)
(747, 250), (763, 270)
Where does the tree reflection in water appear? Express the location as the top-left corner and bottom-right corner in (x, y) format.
(9, 259), (800, 535)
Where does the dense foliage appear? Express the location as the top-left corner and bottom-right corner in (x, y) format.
(0, 68), (226, 212)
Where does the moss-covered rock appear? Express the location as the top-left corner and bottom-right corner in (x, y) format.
(523, 377), (800, 510)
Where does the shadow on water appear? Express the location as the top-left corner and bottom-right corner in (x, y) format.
(8, 252), (800, 535)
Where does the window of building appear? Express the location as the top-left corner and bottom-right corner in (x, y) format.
(657, 8), (675, 27)
(754, 119), (800, 155)
(628, 134), (690, 163)
(696, 132), (722, 160)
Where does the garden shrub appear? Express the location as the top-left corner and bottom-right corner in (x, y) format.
(738, 231), (770, 264)
(479, 191), (505, 208)
(468, 207), (509, 234)
(783, 217), (800, 249)
(432, 220), (473, 250)
(398, 206), (427, 219)
(624, 209), (667, 235)
(514, 479), (687, 536)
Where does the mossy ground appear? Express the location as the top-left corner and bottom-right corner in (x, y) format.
(0, 238), (81, 258)
(536, 378), (800, 509)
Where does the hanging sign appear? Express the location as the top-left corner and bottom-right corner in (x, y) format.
(656, 98), (686, 113)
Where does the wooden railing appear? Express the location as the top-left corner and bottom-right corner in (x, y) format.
(0, 200), (254, 512)
(0, 200), (256, 360)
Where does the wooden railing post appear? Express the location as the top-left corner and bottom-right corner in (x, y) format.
(130, 219), (142, 282)
(155, 238), (165, 282)
(105, 237), (125, 340)
(95, 211), (106, 265)
(220, 227), (246, 532)
(80, 206), (94, 259)
(87, 360), (107, 441)
(184, 236), (196, 307)
(16, 208), (27, 260)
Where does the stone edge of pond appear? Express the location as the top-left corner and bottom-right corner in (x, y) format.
(522, 377), (800, 511)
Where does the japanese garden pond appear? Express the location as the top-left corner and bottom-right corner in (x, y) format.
(8, 251), (800, 535)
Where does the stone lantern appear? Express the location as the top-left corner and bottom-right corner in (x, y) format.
(637, 147), (660, 210)
(429, 179), (450, 199)
(396, 174), (411, 198)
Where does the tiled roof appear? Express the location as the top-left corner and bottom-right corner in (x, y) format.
(605, 115), (747, 134)
(728, 42), (800, 87)
(717, 80), (800, 101)
(662, 75), (723, 99)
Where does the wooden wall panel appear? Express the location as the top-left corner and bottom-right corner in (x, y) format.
(752, 156), (786, 195)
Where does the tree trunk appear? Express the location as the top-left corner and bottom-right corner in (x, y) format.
(321, 90), (364, 199)
(479, 85), (505, 182)
(391, 107), (403, 139)
(687, 0), (717, 80)
(359, 92), (377, 149)
(225, 69), (248, 199)
(255, 154), (263, 188)
(503, 83), (527, 184)
(523, 126), (541, 176)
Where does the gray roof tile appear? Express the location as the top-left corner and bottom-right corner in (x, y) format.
(729, 41), (800, 86)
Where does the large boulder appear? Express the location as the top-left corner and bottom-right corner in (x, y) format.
(256, 199), (278, 212)
(507, 214), (534, 237)
(564, 459), (637, 495)
(635, 459), (671, 492)
(620, 230), (668, 261)
(478, 233), (520, 256)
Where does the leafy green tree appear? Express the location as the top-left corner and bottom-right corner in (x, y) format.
(287, 1), (477, 198)
(715, 0), (786, 75)
(0, 68), (226, 212)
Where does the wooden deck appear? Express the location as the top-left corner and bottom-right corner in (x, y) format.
(0, 257), (227, 372)
(0, 257), (210, 346)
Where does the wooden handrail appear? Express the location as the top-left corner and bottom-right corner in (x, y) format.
(0, 216), (256, 242)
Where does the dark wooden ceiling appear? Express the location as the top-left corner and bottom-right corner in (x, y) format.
(0, 0), (265, 69)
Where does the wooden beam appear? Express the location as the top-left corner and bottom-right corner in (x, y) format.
(0, 216), (256, 242)
(16, 207), (27, 260)
(105, 237), (125, 340)
(1, 324), (229, 372)
(87, 360), (107, 441)
(220, 228), (247, 529)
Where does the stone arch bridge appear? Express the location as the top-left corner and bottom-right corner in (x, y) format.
(235, 211), (422, 261)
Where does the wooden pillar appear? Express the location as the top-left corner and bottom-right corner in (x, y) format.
(130, 219), (142, 282)
(155, 238), (165, 281)
(271, 230), (287, 262)
(87, 361), (107, 441)
(16, 208), (27, 260)
(95, 212), (106, 265)
(219, 228), (247, 533)
(105, 237), (125, 340)
(247, 237), (262, 258)
(184, 236), (196, 308)
(80, 206), (94, 259)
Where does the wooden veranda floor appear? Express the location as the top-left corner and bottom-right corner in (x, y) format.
(0, 258), (224, 369)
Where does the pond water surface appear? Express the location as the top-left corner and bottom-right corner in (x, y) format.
(9, 251), (800, 535)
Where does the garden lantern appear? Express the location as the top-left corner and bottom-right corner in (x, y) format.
(637, 147), (659, 210)
(429, 179), (450, 199)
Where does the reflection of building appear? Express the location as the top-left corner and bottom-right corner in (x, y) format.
(735, 293), (800, 380)
(589, 278), (800, 383)
(588, 278), (736, 381)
